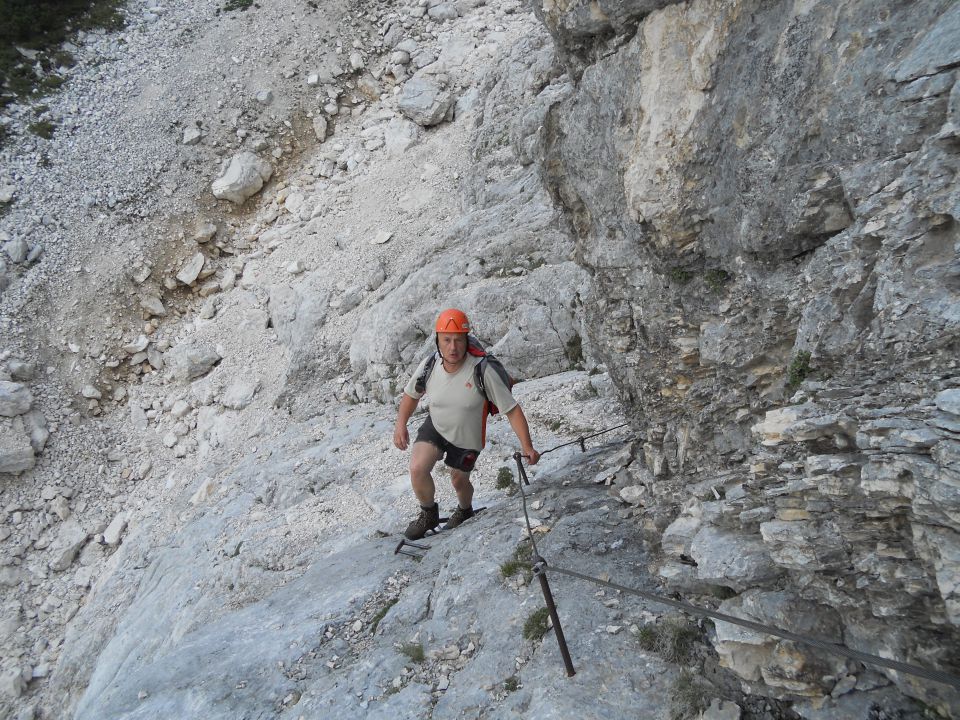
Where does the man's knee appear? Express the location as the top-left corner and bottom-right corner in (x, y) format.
(410, 444), (440, 476)
(450, 471), (472, 490)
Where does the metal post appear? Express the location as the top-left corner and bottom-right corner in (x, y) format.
(533, 559), (576, 677)
(578, 437), (586, 452)
(513, 452), (531, 485)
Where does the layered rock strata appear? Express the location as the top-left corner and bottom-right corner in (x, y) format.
(537, 0), (960, 712)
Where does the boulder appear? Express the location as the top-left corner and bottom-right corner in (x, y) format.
(211, 152), (274, 204)
(0, 381), (32, 417)
(384, 117), (420, 154)
(222, 380), (260, 410)
(398, 77), (453, 127)
(176, 252), (205, 285)
(166, 343), (222, 381)
(0, 421), (35, 474)
(3, 238), (28, 264)
(689, 525), (781, 591)
(49, 519), (88, 572)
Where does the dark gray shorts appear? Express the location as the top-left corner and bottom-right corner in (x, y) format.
(415, 416), (479, 472)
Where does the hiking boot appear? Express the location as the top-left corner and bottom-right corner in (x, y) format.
(405, 504), (440, 540)
(443, 505), (474, 531)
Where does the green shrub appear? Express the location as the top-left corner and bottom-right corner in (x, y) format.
(670, 669), (711, 720)
(223, 0), (255, 10)
(566, 333), (584, 366)
(503, 675), (520, 692)
(704, 269), (730, 292)
(27, 120), (56, 139)
(787, 350), (812, 391)
(495, 466), (513, 489)
(500, 540), (534, 579)
(0, 0), (125, 98)
(637, 617), (699, 664)
(399, 642), (425, 663)
(523, 608), (550, 641)
(370, 598), (398, 634)
(669, 267), (693, 284)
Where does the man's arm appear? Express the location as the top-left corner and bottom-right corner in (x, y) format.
(505, 404), (540, 465)
(394, 393), (420, 450)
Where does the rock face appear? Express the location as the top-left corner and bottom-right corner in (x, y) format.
(211, 152), (274, 204)
(538, 0), (960, 711)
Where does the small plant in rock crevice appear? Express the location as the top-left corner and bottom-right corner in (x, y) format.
(669, 669), (712, 720)
(787, 350), (813, 391)
(399, 642), (425, 663)
(634, 616), (700, 664)
(27, 120), (56, 139)
(495, 466), (513, 489)
(704, 268), (730, 292)
(370, 597), (398, 635)
(523, 607), (550, 641)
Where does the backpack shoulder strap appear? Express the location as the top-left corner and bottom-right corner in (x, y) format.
(414, 352), (439, 395)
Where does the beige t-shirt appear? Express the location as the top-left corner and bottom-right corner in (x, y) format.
(403, 353), (517, 451)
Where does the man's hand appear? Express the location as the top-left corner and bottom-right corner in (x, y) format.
(394, 423), (410, 450)
(523, 447), (540, 465)
(394, 394), (419, 451)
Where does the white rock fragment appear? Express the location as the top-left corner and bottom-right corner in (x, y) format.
(398, 77), (453, 127)
(49, 519), (88, 572)
(371, 230), (393, 245)
(190, 478), (216, 505)
(140, 295), (167, 317)
(81, 384), (102, 400)
(223, 380), (261, 410)
(177, 252), (205, 285)
(103, 511), (129, 546)
(313, 115), (328, 142)
(0, 381), (33, 416)
(123, 335), (150, 354)
(182, 126), (203, 145)
(212, 152), (274, 204)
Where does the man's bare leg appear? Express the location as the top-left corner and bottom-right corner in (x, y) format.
(450, 469), (474, 510)
(410, 442), (443, 506)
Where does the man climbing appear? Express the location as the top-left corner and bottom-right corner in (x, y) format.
(393, 308), (540, 540)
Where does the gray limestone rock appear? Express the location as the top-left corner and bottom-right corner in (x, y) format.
(211, 152), (274, 204)
(397, 77), (453, 127)
(689, 525), (781, 592)
(222, 380), (260, 411)
(166, 343), (222, 381)
(7, 360), (35, 381)
(0, 421), (35, 474)
(384, 117), (420, 155)
(140, 295), (167, 317)
(2, 237), (28, 264)
(176, 252), (205, 285)
(49, 519), (88, 572)
(0, 381), (32, 417)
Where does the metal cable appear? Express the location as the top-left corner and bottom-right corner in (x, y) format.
(539, 422), (633, 457)
(509, 424), (960, 692)
(512, 452), (542, 560)
(541, 562), (960, 691)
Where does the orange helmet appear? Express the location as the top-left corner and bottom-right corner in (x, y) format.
(435, 308), (470, 334)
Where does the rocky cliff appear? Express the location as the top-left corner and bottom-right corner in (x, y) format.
(527, 0), (960, 712)
(1, 0), (958, 718)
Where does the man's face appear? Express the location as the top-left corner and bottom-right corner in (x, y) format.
(438, 332), (468, 364)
